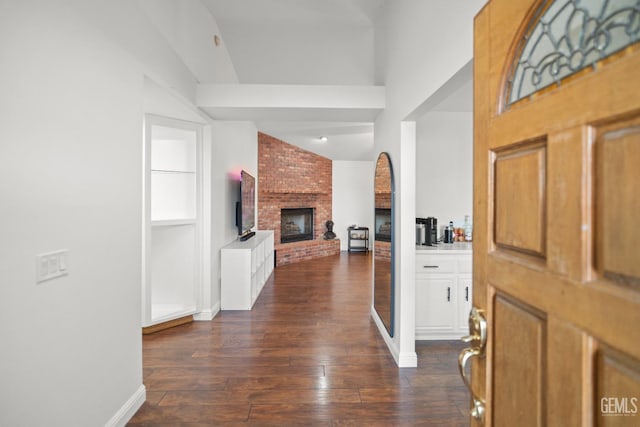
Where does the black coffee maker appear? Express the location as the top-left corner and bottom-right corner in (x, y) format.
(416, 217), (438, 246)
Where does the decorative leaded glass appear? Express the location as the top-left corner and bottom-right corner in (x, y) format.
(506, 0), (640, 106)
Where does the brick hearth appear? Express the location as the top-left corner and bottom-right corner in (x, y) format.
(258, 132), (340, 266)
(275, 239), (341, 266)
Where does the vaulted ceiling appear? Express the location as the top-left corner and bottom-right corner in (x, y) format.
(143, 0), (472, 160)
(201, 0), (385, 85)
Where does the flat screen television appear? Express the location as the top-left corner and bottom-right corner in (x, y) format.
(236, 170), (256, 241)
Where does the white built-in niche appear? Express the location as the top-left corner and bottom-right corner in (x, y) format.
(143, 115), (201, 327)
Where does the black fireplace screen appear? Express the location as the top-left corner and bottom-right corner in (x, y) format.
(375, 208), (391, 242)
(281, 208), (314, 243)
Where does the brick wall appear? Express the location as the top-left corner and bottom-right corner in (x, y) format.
(375, 240), (392, 261)
(375, 153), (392, 209)
(258, 132), (339, 266)
(258, 132), (332, 194)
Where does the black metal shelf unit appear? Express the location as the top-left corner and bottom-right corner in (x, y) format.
(347, 226), (369, 252)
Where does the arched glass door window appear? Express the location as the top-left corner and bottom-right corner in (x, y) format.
(505, 0), (640, 108)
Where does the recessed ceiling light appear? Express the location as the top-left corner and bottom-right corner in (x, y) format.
(319, 136), (328, 142)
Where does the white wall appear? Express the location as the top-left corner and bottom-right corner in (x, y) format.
(70, 0), (198, 103)
(215, 23), (374, 85)
(72, 0), (260, 333)
(0, 0), (249, 423)
(144, 77), (207, 123)
(416, 111), (473, 228)
(210, 122), (258, 311)
(138, 0), (239, 84)
(0, 1), (144, 425)
(372, 0), (485, 366)
(332, 161), (375, 251)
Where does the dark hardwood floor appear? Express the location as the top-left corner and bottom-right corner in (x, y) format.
(129, 252), (469, 426)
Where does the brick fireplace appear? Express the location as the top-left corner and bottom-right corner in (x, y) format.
(258, 132), (340, 266)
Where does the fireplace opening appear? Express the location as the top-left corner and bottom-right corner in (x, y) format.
(375, 208), (392, 242)
(281, 208), (314, 243)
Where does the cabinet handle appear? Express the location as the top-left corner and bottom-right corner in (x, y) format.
(447, 287), (451, 302)
(423, 265), (439, 269)
(465, 286), (469, 302)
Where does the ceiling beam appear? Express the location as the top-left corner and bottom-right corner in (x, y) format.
(196, 84), (385, 121)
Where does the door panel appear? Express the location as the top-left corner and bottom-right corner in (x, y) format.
(494, 141), (547, 258)
(597, 346), (640, 426)
(472, 1), (640, 425)
(493, 294), (545, 427)
(546, 317), (589, 426)
(595, 116), (640, 284)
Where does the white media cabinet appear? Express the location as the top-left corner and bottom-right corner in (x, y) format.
(221, 230), (275, 310)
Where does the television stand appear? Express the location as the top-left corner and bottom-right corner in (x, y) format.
(222, 231), (275, 310)
(239, 231), (256, 241)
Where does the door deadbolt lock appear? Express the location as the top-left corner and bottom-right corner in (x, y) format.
(461, 306), (487, 353)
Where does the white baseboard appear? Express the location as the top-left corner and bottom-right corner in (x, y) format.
(193, 301), (220, 321)
(105, 384), (146, 427)
(397, 351), (418, 367)
(370, 306), (400, 364)
(370, 306), (418, 367)
(415, 327), (465, 341)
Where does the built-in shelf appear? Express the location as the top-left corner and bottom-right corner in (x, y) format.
(151, 170), (196, 221)
(151, 219), (196, 227)
(143, 116), (201, 329)
(151, 169), (196, 174)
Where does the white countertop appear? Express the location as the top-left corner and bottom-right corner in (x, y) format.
(416, 242), (472, 254)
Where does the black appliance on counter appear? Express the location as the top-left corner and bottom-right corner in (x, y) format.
(416, 217), (438, 246)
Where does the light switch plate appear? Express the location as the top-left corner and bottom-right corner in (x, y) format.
(36, 250), (69, 283)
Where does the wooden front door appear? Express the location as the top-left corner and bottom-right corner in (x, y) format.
(469, 0), (640, 425)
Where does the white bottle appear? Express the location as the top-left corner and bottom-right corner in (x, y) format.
(464, 215), (472, 241)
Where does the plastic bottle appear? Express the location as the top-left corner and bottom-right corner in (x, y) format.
(464, 215), (472, 242)
(446, 221), (455, 243)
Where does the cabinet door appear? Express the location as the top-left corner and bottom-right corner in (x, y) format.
(457, 276), (472, 333)
(221, 249), (252, 310)
(415, 277), (457, 332)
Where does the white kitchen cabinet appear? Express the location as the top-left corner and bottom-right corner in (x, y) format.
(416, 277), (457, 335)
(221, 231), (274, 310)
(457, 276), (473, 334)
(415, 244), (472, 340)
